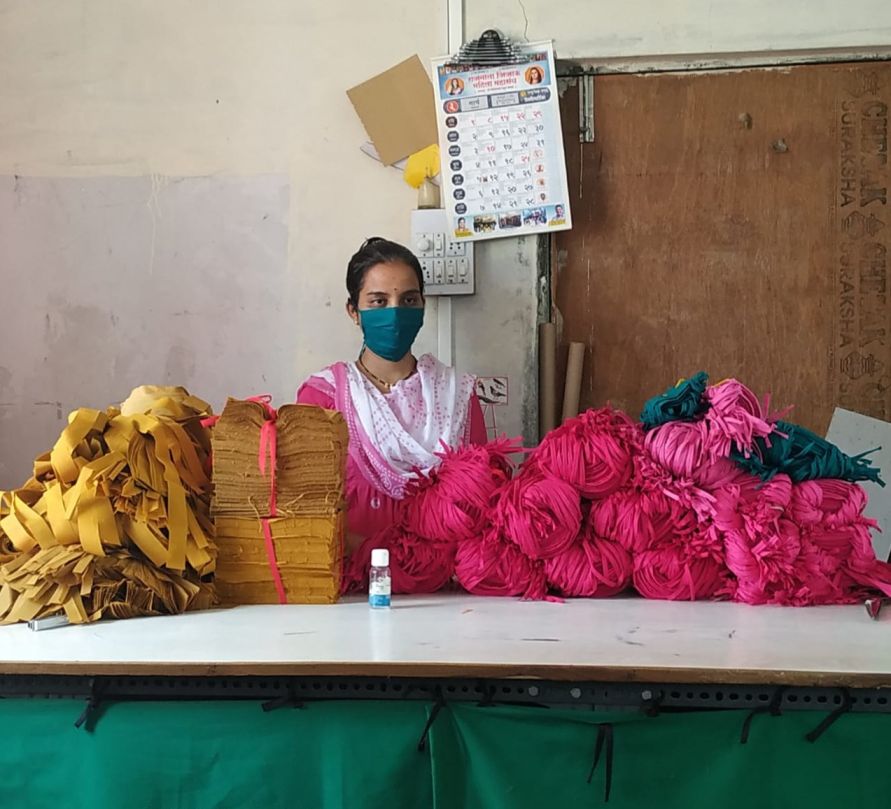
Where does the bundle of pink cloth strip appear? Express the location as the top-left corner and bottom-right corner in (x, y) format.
(344, 379), (890, 606)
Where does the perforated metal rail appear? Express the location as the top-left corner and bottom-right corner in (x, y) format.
(0, 674), (888, 713)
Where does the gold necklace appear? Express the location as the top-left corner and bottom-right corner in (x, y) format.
(357, 354), (413, 391)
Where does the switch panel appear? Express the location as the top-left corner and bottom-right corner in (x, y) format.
(445, 240), (466, 258)
(411, 209), (475, 296)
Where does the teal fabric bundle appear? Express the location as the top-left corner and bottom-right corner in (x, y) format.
(640, 372), (709, 429)
(732, 420), (884, 486)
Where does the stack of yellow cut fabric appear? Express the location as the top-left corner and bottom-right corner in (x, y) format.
(212, 399), (347, 605)
(0, 386), (216, 624)
(211, 400), (349, 518)
(275, 406), (350, 515)
(207, 400), (269, 517)
(214, 515), (343, 604)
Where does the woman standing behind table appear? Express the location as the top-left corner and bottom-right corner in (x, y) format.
(297, 238), (487, 553)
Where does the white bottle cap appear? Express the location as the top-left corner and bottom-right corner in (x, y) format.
(371, 548), (389, 567)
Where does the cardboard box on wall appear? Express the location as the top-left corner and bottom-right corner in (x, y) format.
(347, 54), (438, 166)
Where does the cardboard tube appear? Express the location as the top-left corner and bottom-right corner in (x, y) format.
(562, 342), (585, 422)
(539, 322), (557, 438)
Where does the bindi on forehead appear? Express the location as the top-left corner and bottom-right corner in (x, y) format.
(360, 262), (422, 298)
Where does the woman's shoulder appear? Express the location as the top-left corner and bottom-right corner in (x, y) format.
(296, 364), (344, 406)
(417, 354), (477, 387)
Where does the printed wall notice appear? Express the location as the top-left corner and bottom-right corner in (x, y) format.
(432, 41), (572, 241)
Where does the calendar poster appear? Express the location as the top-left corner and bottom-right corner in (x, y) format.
(432, 42), (572, 241)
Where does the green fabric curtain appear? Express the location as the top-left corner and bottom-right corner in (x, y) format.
(429, 704), (891, 808)
(1, 699), (889, 809)
(0, 700), (431, 809)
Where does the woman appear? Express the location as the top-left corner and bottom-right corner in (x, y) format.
(526, 66), (543, 85)
(297, 238), (487, 551)
(446, 77), (464, 96)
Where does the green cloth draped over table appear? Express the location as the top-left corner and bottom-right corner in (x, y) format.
(431, 704), (891, 808)
(1, 699), (889, 808)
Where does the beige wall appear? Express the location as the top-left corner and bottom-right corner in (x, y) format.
(0, 1), (446, 485)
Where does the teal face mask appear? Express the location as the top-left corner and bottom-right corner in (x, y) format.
(359, 306), (424, 362)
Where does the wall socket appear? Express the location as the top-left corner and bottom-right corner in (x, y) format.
(410, 209), (475, 296)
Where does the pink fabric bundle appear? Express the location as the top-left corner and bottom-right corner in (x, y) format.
(628, 453), (734, 601)
(401, 439), (517, 543)
(789, 482), (891, 603)
(342, 372), (888, 608)
(713, 473), (793, 531)
(589, 455), (699, 554)
(482, 435), (521, 481)
(644, 420), (710, 480)
(588, 490), (671, 554)
(495, 469), (582, 560)
(662, 477), (720, 523)
(527, 407), (638, 498)
(830, 522), (891, 597)
(791, 524), (872, 605)
(710, 474), (891, 605)
(722, 517), (803, 605)
(342, 527), (455, 595)
(643, 380), (776, 478)
(455, 530), (546, 598)
(694, 456), (755, 492)
(544, 534), (631, 598)
(702, 380), (776, 460)
(633, 533), (733, 601)
(712, 475), (801, 604)
(643, 422), (758, 522)
(789, 479), (869, 527)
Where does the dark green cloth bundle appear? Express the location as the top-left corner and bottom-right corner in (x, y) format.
(640, 371), (709, 430)
(732, 420), (884, 486)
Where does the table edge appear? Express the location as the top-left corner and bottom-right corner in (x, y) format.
(1, 660), (889, 687)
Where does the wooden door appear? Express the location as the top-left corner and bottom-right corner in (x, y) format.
(555, 62), (890, 431)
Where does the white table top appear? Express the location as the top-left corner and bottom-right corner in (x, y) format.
(0, 595), (888, 686)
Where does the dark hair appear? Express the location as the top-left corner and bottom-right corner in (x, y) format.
(346, 237), (424, 307)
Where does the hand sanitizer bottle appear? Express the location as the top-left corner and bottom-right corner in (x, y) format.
(369, 548), (391, 609)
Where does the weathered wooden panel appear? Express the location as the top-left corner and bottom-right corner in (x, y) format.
(555, 63), (889, 432)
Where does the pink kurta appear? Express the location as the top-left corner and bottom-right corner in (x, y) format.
(297, 356), (486, 539)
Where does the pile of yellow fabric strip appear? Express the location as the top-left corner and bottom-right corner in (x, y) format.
(0, 386), (216, 624)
